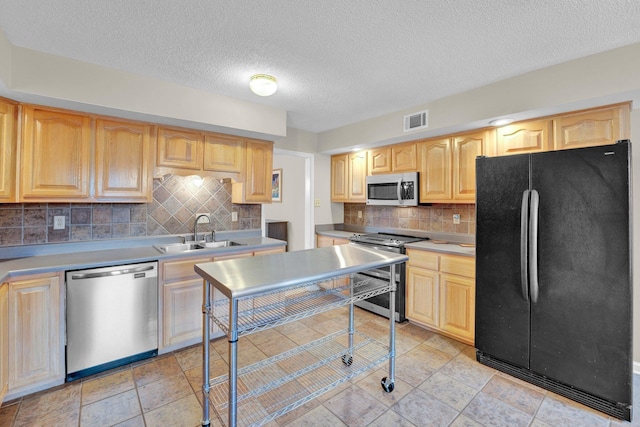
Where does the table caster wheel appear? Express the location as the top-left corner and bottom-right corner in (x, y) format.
(381, 377), (394, 392)
(342, 354), (353, 366)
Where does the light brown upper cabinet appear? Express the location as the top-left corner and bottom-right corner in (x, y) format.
(495, 119), (552, 156)
(156, 127), (248, 176)
(232, 138), (273, 204)
(330, 152), (367, 202)
(418, 137), (451, 203)
(95, 118), (153, 202)
(368, 146), (392, 174)
(331, 153), (348, 202)
(391, 142), (417, 172)
(452, 130), (489, 201)
(0, 99), (17, 202)
(553, 103), (630, 150)
(156, 126), (204, 170)
(204, 133), (244, 173)
(418, 130), (490, 204)
(348, 151), (367, 202)
(20, 106), (92, 201)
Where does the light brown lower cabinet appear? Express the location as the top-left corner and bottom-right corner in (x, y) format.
(6, 272), (64, 399)
(159, 246), (285, 353)
(316, 235), (350, 288)
(0, 283), (7, 403)
(406, 249), (475, 345)
(160, 255), (214, 352)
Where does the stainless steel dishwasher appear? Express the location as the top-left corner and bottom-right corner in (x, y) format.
(65, 261), (158, 381)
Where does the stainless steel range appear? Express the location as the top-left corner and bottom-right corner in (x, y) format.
(349, 232), (427, 322)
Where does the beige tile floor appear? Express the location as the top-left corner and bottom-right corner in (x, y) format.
(1, 307), (638, 427)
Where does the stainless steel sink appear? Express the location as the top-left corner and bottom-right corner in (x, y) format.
(198, 240), (246, 248)
(153, 242), (204, 253)
(153, 240), (246, 253)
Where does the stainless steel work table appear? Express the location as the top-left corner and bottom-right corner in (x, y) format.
(195, 244), (409, 427)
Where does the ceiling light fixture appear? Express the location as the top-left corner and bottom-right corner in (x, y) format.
(249, 74), (278, 96)
(489, 118), (514, 127)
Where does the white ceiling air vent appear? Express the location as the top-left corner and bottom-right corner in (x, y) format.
(403, 110), (428, 132)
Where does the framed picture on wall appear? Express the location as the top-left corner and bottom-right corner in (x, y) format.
(272, 169), (282, 202)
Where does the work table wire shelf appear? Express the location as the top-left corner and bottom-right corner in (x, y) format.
(207, 329), (389, 427)
(208, 274), (393, 337)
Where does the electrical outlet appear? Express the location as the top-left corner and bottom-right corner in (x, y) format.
(196, 213), (210, 223)
(232, 212), (238, 222)
(453, 214), (460, 225)
(53, 216), (65, 230)
(358, 211), (363, 219)
(314, 199), (321, 207)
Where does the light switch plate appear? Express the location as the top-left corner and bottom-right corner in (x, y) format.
(53, 216), (65, 230)
(453, 214), (460, 225)
(232, 212), (238, 222)
(358, 211), (363, 219)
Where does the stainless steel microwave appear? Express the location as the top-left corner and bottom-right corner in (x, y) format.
(366, 172), (419, 206)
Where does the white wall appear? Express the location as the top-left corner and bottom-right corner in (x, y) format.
(313, 154), (344, 226)
(262, 153), (308, 251)
(317, 42), (640, 154)
(0, 31), (286, 139)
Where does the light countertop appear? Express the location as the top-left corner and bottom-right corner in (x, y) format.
(0, 236), (286, 283)
(315, 227), (475, 257)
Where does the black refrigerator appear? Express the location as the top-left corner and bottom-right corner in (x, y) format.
(475, 141), (632, 421)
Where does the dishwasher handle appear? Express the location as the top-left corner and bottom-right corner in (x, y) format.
(70, 264), (156, 280)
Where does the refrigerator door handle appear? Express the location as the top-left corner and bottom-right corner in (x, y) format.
(520, 190), (530, 301)
(529, 189), (540, 303)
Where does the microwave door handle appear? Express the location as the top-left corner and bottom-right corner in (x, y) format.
(397, 179), (402, 200)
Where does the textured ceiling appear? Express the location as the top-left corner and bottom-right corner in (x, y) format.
(1, 0), (640, 133)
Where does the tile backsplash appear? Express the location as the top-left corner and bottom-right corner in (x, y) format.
(344, 203), (475, 235)
(0, 175), (261, 247)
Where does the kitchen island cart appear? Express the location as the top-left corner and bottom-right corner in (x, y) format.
(196, 244), (408, 427)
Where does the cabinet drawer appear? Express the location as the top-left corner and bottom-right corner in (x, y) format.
(163, 257), (211, 282)
(440, 255), (475, 278)
(407, 249), (439, 270)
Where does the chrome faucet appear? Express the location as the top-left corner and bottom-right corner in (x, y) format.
(193, 214), (210, 241)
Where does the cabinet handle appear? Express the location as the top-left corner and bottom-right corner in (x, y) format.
(520, 190), (530, 302)
(528, 190), (540, 303)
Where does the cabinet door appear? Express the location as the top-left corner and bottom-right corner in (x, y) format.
(418, 138), (451, 203)
(452, 130), (487, 201)
(203, 133), (244, 173)
(331, 154), (348, 202)
(553, 103), (630, 150)
(156, 127), (204, 170)
(253, 247), (285, 256)
(161, 257), (211, 350)
(368, 147), (391, 174)
(496, 120), (552, 156)
(95, 118), (152, 201)
(316, 235), (333, 248)
(240, 139), (273, 203)
(439, 273), (475, 344)
(406, 265), (439, 328)
(0, 100), (16, 202)
(8, 273), (63, 390)
(163, 279), (203, 347)
(348, 151), (367, 202)
(21, 106), (91, 200)
(392, 143), (417, 172)
(0, 283), (7, 403)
